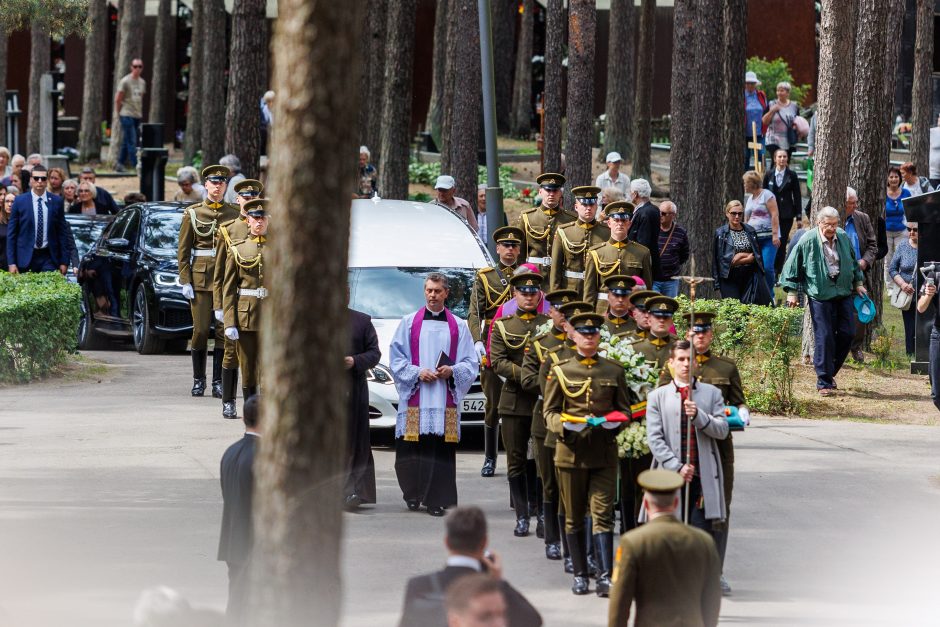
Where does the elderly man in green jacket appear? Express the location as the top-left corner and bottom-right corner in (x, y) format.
(780, 206), (868, 395)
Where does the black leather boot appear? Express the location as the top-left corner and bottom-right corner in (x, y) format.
(221, 368), (238, 418)
(594, 532), (614, 597)
(526, 461), (543, 538)
(559, 513), (573, 573)
(211, 346), (224, 398)
(190, 349), (207, 396)
(508, 475), (530, 537)
(585, 517), (598, 578)
(481, 425), (497, 477)
(566, 531), (590, 595)
(543, 501), (562, 560)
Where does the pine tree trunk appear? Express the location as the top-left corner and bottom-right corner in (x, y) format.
(0, 26), (6, 147)
(439, 0), (458, 174)
(250, 0), (363, 623)
(448, 0), (482, 204)
(542, 0), (564, 174)
(183, 0), (204, 164)
(510, 0), (534, 137)
(377, 0), (417, 200)
(426, 0), (449, 147)
(564, 0), (596, 193)
(668, 0), (696, 208)
(849, 0), (905, 340)
(27, 23), (50, 155)
(201, 0), (228, 167)
(106, 0), (144, 167)
(359, 0), (387, 160)
(149, 0), (172, 125)
(78, 0), (108, 162)
(603, 0), (634, 163)
(224, 0), (267, 179)
(493, 0), (517, 135)
(720, 0), (747, 205)
(911, 0), (934, 176)
(630, 0), (654, 181)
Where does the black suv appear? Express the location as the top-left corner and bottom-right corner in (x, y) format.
(77, 202), (193, 353)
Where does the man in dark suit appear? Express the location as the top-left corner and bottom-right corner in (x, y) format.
(398, 507), (542, 627)
(218, 394), (261, 623)
(6, 164), (71, 274)
(763, 149), (805, 274)
(344, 308), (381, 510)
(627, 178), (661, 282)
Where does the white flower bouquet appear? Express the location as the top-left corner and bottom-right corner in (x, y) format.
(617, 420), (650, 459)
(600, 330), (656, 459)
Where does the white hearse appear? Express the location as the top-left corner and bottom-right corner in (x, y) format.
(349, 197), (491, 429)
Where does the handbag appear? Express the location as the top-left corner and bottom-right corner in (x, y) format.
(742, 269), (773, 306)
(777, 108), (798, 146)
(887, 281), (913, 311)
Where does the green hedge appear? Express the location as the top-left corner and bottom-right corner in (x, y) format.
(674, 297), (804, 415)
(408, 159), (521, 200)
(0, 272), (81, 383)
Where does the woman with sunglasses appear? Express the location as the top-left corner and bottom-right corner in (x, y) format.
(713, 200), (770, 305)
(889, 222), (920, 356)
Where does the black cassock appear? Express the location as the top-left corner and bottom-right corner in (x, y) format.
(346, 309), (381, 503)
(218, 433), (257, 622)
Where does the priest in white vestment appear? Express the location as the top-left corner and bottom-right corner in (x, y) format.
(389, 273), (479, 516)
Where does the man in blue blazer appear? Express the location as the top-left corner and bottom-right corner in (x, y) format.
(6, 164), (71, 274)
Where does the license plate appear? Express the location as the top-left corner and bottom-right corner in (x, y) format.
(461, 398), (485, 413)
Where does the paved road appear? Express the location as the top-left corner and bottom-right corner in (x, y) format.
(0, 350), (938, 627)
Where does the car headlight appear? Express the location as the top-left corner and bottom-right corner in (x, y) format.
(367, 363), (394, 384)
(154, 271), (181, 287)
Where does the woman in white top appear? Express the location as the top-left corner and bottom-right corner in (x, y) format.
(743, 169), (780, 297)
(761, 81), (799, 166)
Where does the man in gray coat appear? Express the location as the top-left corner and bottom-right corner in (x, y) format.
(644, 340), (730, 541)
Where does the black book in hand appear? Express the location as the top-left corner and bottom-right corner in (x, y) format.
(436, 351), (455, 369)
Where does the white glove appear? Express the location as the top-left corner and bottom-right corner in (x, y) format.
(474, 341), (487, 361)
(214, 309), (223, 322)
(181, 284), (194, 300)
(225, 326), (240, 341)
(739, 407), (751, 426)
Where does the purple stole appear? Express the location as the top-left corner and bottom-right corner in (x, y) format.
(405, 307), (460, 443)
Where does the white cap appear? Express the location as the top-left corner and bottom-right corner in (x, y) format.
(745, 71), (760, 84)
(434, 175), (456, 190)
(605, 151), (623, 163)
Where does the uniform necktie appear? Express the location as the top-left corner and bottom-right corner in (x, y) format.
(519, 312), (535, 321)
(651, 337), (667, 347)
(611, 240), (626, 249)
(252, 236), (266, 243)
(696, 353), (710, 364)
(208, 201), (223, 209)
(36, 196), (45, 248)
(579, 356), (597, 366)
(608, 316), (627, 324)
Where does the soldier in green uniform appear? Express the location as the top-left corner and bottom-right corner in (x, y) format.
(582, 201), (652, 311)
(660, 311), (748, 595)
(549, 186), (610, 295)
(489, 271), (550, 537)
(630, 296), (679, 373)
(543, 312), (632, 597)
(213, 178), (263, 418)
(222, 199), (268, 405)
(177, 165), (241, 397)
(519, 288), (578, 560)
(514, 173), (575, 275)
(627, 289), (657, 342)
(600, 275), (638, 339)
(468, 226), (521, 477)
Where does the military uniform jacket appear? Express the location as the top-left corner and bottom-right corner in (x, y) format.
(549, 220), (610, 294)
(631, 333), (677, 374)
(514, 205), (575, 273)
(223, 236), (266, 332)
(490, 311), (549, 417)
(177, 199), (240, 291)
(602, 312), (637, 340)
(608, 515), (722, 627)
(213, 216), (249, 310)
(543, 354), (631, 469)
(659, 350), (746, 407)
(582, 239), (653, 307)
(520, 328), (568, 441)
(467, 263), (517, 344)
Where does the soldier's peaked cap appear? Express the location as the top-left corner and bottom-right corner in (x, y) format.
(545, 289), (580, 307)
(604, 274), (637, 294)
(493, 225), (524, 245)
(646, 295), (679, 317)
(571, 185), (601, 199)
(682, 311), (717, 330)
(201, 164), (231, 181)
(637, 469), (684, 493)
(627, 290), (659, 310)
(244, 199), (269, 217)
(510, 271), (543, 291)
(557, 300), (594, 318)
(537, 172), (566, 189)
(569, 312), (604, 332)
(234, 178), (263, 194)
(604, 201), (636, 219)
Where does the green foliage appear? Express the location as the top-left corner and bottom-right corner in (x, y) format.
(408, 192), (432, 202)
(674, 297), (804, 415)
(407, 158), (521, 200)
(0, 273), (81, 383)
(869, 326), (899, 369)
(746, 57), (812, 105)
(0, 0), (90, 38)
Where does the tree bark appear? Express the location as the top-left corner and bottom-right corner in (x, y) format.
(720, 0), (747, 205)
(492, 0), (517, 135)
(149, 0), (172, 125)
(201, 0), (228, 167)
(630, 0), (654, 181)
(426, 0), (449, 148)
(439, 0), (458, 174)
(447, 0), (482, 204)
(106, 0), (144, 166)
(377, 0), (418, 200)
(78, 0), (108, 162)
(0, 26), (6, 147)
(183, 0), (204, 165)
(224, 0), (267, 179)
(27, 23), (50, 155)
(564, 0), (596, 193)
(603, 0), (634, 164)
(668, 0), (696, 207)
(542, 0), (565, 174)
(911, 0), (934, 176)
(359, 0), (387, 160)
(510, 0), (534, 137)
(251, 0), (362, 624)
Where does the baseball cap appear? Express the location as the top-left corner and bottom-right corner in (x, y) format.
(434, 175), (456, 190)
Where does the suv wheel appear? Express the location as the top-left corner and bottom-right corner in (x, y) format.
(132, 286), (165, 354)
(77, 300), (104, 350)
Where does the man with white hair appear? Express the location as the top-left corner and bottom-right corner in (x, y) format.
(356, 146), (378, 199)
(653, 200), (689, 297)
(628, 178), (661, 282)
(780, 206), (868, 395)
